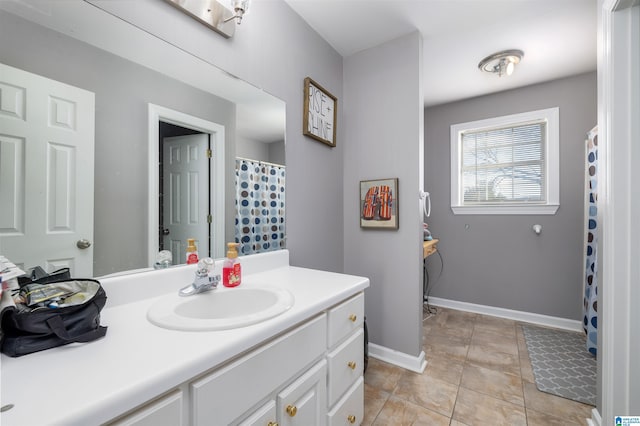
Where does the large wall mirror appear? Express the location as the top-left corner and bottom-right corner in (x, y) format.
(0, 1), (286, 278)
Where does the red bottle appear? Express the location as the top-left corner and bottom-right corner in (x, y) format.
(222, 243), (241, 287)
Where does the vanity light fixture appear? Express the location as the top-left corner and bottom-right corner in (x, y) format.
(163, 0), (250, 39)
(224, 0), (250, 24)
(478, 49), (524, 77)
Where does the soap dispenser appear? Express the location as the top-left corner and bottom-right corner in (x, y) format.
(186, 238), (199, 265)
(222, 242), (241, 287)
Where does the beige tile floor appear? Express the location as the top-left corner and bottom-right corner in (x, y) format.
(363, 307), (594, 425)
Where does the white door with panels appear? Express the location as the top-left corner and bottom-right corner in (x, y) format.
(0, 63), (95, 276)
(162, 134), (210, 264)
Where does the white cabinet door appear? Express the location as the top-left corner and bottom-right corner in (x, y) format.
(237, 400), (277, 426)
(277, 360), (327, 426)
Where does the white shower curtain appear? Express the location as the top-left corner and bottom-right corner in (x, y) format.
(582, 126), (598, 356)
(234, 158), (286, 255)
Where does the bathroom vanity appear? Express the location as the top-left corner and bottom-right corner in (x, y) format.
(0, 250), (369, 425)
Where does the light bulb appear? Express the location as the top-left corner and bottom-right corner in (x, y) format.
(232, 0), (249, 23)
(506, 60), (515, 76)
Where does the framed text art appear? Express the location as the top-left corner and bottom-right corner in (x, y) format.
(303, 77), (337, 147)
(360, 178), (399, 229)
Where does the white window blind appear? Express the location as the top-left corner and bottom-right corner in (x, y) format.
(450, 107), (559, 215)
(461, 122), (546, 204)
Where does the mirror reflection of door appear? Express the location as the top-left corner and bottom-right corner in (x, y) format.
(159, 124), (210, 264)
(0, 63), (95, 276)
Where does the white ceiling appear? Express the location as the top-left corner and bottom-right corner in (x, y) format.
(283, 0), (597, 107)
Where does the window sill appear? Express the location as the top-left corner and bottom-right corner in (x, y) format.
(451, 204), (559, 215)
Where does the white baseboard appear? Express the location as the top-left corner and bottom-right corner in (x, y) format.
(428, 297), (583, 332)
(586, 408), (601, 426)
(368, 343), (427, 373)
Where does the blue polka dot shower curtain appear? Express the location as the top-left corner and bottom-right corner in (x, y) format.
(234, 158), (286, 255)
(583, 127), (598, 356)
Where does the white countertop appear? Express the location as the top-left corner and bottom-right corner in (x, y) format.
(0, 250), (369, 425)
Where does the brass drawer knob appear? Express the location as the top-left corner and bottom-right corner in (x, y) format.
(348, 361), (357, 370)
(286, 405), (297, 417)
(267, 423), (279, 426)
(348, 314), (357, 322)
(348, 414), (357, 424)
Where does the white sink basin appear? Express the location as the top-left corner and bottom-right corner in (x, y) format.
(147, 287), (295, 331)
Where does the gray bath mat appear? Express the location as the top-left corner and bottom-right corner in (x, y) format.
(521, 324), (596, 406)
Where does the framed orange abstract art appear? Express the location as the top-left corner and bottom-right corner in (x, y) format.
(360, 178), (398, 229)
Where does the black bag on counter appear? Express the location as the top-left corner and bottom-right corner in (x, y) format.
(0, 279), (108, 357)
(17, 266), (71, 286)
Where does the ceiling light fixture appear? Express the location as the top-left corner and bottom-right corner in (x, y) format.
(478, 49), (524, 77)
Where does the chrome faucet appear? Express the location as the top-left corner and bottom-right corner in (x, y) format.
(179, 258), (221, 296)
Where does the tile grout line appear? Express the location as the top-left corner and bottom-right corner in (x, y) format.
(514, 321), (530, 426)
(369, 389), (389, 426)
(517, 323), (532, 425)
(449, 383), (462, 426)
(449, 317), (477, 426)
(449, 314), (480, 425)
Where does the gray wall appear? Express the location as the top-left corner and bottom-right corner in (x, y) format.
(269, 141), (286, 166)
(236, 139), (284, 166)
(95, 0), (345, 272)
(424, 72), (597, 320)
(236, 138), (270, 162)
(0, 11), (236, 276)
(343, 32), (425, 357)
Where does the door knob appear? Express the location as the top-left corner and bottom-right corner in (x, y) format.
(162, 228), (170, 236)
(76, 239), (92, 249)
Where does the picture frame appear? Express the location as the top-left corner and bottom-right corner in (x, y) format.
(303, 77), (337, 147)
(360, 178), (399, 229)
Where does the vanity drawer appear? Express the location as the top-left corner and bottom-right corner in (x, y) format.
(327, 328), (364, 406)
(327, 292), (364, 348)
(191, 314), (326, 426)
(327, 377), (364, 426)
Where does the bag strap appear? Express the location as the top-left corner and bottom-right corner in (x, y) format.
(18, 267), (72, 286)
(45, 316), (107, 343)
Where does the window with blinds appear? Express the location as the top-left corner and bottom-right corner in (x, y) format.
(461, 122), (545, 204)
(450, 108), (559, 215)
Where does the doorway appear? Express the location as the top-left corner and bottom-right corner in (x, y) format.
(159, 123), (210, 263)
(148, 104), (225, 267)
(598, 1), (640, 421)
